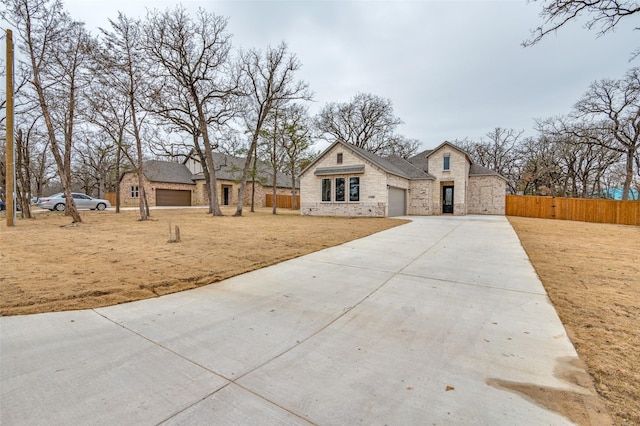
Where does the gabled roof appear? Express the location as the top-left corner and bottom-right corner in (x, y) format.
(144, 160), (195, 185)
(300, 140), (432, 180)
(426, 141), (473, 163)
(301, 139), (505, 182)
(384, 155), (434, 180)
(190, 152), (297, 188)
(125, 154), (297, 189)
(469, 163), (507, 180)
(407, 149), (432, 174)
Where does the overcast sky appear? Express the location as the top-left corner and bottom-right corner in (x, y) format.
(24, 1), (640, 149)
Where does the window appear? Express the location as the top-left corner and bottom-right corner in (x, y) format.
(443, 155), (450, 171)
(321, 179), (331, 201)
(349, 177), (360, 201)
(337, 153), (343, 164)
(335, 178), (345, 201)
(131, 185), (139, 198)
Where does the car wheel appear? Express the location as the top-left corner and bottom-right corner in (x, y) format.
(54, 203), (65, 212)
(96, 203), (106, 211)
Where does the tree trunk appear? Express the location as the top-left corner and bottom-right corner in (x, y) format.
(622, 147), (635, 200)
(115, 142), (121, 213)
(290, 164), (297, 210)
(16, 129), (32, 218)
(194, 99), (222, 216)
(234, 132), (259, 217)
(251, 143), (257, 213)
(272, 108), (278, 215)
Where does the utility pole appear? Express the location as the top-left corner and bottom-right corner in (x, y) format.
(6, 29), (16, 226)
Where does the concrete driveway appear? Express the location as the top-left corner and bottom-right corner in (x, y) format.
(1, 215), (601, 425)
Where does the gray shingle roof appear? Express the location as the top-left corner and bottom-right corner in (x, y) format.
(191, 153), (298, 188)
(407, 150), (432, 173)
(384, 154), (434, 180)
(138, 154), (298, 189)
(301, 140), (430, 180)
(469, 163), (503, 177)
(302, 139), (504, 182)
(144, 160), (195, 185)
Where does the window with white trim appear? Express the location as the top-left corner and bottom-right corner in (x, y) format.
(349, 177), (360, 201)
(443, 155), (450, 171)
(130, 185), (139, 198)
(321, 179), (331, 201)
(335, 178), (345, 201)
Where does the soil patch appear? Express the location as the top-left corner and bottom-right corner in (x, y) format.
(509, 217), (640, 426)
(0, 208), (407, 315)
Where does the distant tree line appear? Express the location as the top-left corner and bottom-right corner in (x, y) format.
(0, 0), (418, 221)
(457, 69), (639, 199)
(1, 0), (639, 222)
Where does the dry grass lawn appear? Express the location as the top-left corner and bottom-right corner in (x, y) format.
(509, 217), (640, 426)
(0, 207), (407, 316)
(2, 209), (638, 424)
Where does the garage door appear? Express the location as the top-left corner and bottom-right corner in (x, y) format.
(388, 186), (406, 217)
(156, 189), (191, 206)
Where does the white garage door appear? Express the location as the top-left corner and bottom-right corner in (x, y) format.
(388, 186), (406, 217)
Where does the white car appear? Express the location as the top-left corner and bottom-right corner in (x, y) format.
(37, 193), (111, 211)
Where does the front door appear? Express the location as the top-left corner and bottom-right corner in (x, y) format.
(222, 186), (230, 205)
(443, 186), (454, 214)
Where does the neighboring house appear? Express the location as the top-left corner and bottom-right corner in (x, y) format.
(299, 140), (506, 217)
(119, 153), (297, 208)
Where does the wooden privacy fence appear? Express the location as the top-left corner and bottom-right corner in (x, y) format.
(265, 194), (300, 209)
(104, 192), (116, 205)
(506, 195), (640, 226)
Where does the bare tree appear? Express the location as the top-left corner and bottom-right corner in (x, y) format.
(74, 133), (116, 198)
(569, 68), (640, 199)
(259, 107), (286, 214)
(517, 135), (565, 195)
(277, 104), (314, 210)
(144, 6), (241, 216)
(3, 0), (93, 222)
(234, 42), (312, 216)
(96, 12), (151, 219)
(314, 92), (419, 157)
(456, 127), (524, 193)
(84, 51), (135, 213)
(525, 0), (640, 56)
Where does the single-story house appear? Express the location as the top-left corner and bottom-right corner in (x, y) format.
(299, 140), (506, 217)
(119, 153), (297, 208)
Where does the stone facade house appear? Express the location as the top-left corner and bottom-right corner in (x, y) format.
(299, 140), (506, 217)
(119, 153), (297, 208)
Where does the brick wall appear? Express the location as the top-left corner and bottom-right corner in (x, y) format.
(119, 173), (195, 207)
(120, 173), (292, 208)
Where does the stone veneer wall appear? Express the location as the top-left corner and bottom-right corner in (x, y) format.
(408, 180), (433, 215)
(467, 175), (506, 214)
(300, 144), (391, 217)
(427, 147), (469, 215)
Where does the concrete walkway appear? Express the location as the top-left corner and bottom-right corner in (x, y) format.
(1, 216), (595, 425)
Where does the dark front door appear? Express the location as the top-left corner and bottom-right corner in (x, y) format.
(443, 186), (454, 214)
(222, 186), (230, 205)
